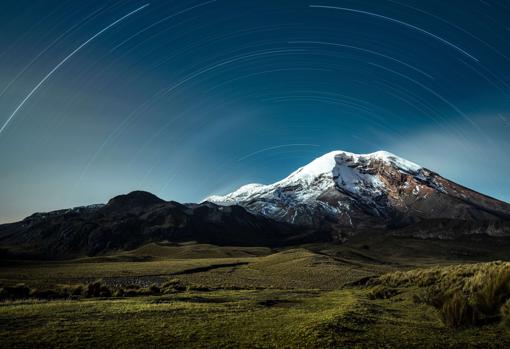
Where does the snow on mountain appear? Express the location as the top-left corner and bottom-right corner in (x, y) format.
(207, 150), (419, 207)
(205, 150), (510, 230)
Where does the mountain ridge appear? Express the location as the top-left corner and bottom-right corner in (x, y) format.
(1, 150), (509, 258)
(205, 150), (510, 233)
(0, 192), (322, 258)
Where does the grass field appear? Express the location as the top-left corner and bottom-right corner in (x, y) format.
(2, 238), (510, 348)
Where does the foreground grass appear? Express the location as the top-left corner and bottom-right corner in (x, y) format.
(1, 287), (510, 348)
(0, 289), (355, 348)
(379, 261), (510, 328)
(2, 243), (510, 348)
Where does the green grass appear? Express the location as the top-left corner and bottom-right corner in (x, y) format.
(0, 289), (356, 348)
(0, 248), (385, 290)
(1, 288), (510, 348)
(379, 261), (510, 328)
(2, 241), (510, 348)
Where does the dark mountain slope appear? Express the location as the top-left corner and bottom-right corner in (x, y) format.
(0, 191), (322, 259)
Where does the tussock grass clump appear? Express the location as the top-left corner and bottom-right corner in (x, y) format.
(86, 281), (112, 298)
(0, 284), (86, 301)
(71, 285), (84, 296)
(3, 279), (192, 301)
(161, 279), (187, 293)
(30, 289), (68, 300)
(465, 264), (510, 317)
(367, 285), (399, 300)
(148, 284), (161, 294)
(500, 298), (510, 327)
(438, 290), (473, 327)
(120, 283), (174, 297)
(380, 261), (510, 327)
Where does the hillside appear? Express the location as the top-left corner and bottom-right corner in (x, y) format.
(0, 191), (321, 259)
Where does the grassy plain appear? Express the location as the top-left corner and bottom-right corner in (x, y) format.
(2, 236), (510, 348)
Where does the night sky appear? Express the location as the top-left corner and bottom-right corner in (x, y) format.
(1, 0), (509, 223)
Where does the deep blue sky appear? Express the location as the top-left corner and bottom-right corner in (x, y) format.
(1, 0), (509, 222)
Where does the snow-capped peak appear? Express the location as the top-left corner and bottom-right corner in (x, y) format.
(313, 150), (421, 173)
(204, 149), (510, 230)
(206, 183), (266, 204)
(362, 150), (422, 173)
(205, 150), (422, 207)
(272, 150), (420, 186)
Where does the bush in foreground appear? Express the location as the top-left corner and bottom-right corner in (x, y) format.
(86, 281), (112, 298)
(380, 261), (510, 327)
(0, 284), (31, 300)
(0, 278), (200, 302)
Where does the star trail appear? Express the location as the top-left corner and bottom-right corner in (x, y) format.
(0, 3), (149, 135)
(0, 0), (509, 222)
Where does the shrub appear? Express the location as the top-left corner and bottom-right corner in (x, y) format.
(71, 285), (84, 296)
(0, 284), (31, 300)
(121, 284), (164, 296)
(31, 289), (68, 300)
(148, 284), (161, 294)
(162, 279), (186, 293)
(99, 286), (112, 297)
(86, 281), (112, 298)
(87, 282), (102, 297)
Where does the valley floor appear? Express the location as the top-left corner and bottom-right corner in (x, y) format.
(1, 236), (510, 348)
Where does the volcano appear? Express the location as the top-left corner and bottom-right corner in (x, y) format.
(206, 150), (510, 238)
